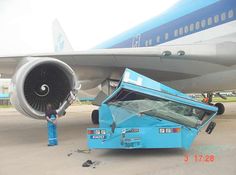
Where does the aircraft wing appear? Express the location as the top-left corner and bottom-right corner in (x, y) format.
(0, 42), (234, 80)
(1, 42), (236, 119)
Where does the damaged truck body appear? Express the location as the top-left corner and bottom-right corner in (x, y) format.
(87, 69), (218, 150)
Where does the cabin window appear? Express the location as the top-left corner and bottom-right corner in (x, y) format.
(149, 39), (152, 45)
(165, 33), (169, 40)
(201, 19), (206, 28)
(184, 26), (189, 34)
(214, 15), (219, 23)
(228, 10), (234, 18)
(208, 17), (213, 25)
(195, 21), (200, 30)
(174, 29), (178, 37)
(221, 12), (226, 21)
(156, 36), (160, 43)
(189, 24), (194, 32)
(179, 27), (183, 35)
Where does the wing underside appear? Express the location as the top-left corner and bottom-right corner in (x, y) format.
(0, 42), (236, 92)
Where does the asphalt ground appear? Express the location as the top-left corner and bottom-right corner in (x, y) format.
(0, 103), (236, 175)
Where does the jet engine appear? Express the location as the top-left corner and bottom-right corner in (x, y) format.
(10, 57), (78, 119)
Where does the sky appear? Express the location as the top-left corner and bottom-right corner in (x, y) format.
(0, 0), (179, 55)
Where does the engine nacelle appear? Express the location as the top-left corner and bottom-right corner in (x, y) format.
(10, 57), (78, 119)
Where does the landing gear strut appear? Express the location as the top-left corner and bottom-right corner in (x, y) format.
(202, 93), (225, 115)
(91, 79), (118, 124)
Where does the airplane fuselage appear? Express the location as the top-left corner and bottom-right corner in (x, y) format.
(94, 0), (236, 93)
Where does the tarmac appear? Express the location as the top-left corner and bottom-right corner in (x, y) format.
(0, 103), (236, 175)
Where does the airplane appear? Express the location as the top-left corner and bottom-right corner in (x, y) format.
(0, 0), (235, 121)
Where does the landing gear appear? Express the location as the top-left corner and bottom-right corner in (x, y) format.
(91, 79), (118, 124)
(214, 103), (225, 115)
(91, 110), (99, 125)
(202, 93), (225, 115)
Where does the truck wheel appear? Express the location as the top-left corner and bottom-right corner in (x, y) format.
(214, 103), (225, 115)
(205, 121), (216, 134)
(91, 110), (99, 125)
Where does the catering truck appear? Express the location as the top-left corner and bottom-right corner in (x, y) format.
(87, 69), (218, 150)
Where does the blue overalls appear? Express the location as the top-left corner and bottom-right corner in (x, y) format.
(47, 114), (58, 146)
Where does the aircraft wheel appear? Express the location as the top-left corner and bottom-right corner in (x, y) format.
(91, 110), (99, 125)
(214, 103), (225, 115)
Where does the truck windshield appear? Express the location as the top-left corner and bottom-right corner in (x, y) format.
(108, 91), (213, 128)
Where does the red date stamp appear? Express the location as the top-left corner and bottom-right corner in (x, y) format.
(184, 154), (215, 163)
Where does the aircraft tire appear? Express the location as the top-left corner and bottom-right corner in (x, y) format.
(91, 110), (99, 125)
(214, 103), (225, 115)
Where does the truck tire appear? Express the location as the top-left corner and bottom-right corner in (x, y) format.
(91, 110), (99, 125)
(205, 122), (216, 134)
(214, 103), (225, 115)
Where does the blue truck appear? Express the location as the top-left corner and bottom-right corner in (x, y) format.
(87, 69), (218, 150)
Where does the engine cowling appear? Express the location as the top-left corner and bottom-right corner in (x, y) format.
(10, 57), (78, 119)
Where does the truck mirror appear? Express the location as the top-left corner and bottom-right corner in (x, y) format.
(205, 121), (216, 134)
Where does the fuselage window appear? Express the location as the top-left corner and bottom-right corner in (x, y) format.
(195, 21), (200, 30)
(189, 23), (194, 32)
(165, 33), (169, 40)
(179, 27), (183, 35)
(228, 10), (234, 18)
(149, 39), (152, 46)
(214, 15), (219, 23)
(156, 36), (160, 43)
(184, 26), (189, 34)
(221, 12), (226, 21)
(201, 19), (206, 28)
(174, 29), (178, 37)
(208, 17), (213, 26)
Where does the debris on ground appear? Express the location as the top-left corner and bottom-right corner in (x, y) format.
(67, 153), (73, 157)
(91, 161), (101, 169)
(82, 160), (101, 168)
(82, 160), (93, 167)
(67, 148), (91, 157)
(75, 148), (91, 154)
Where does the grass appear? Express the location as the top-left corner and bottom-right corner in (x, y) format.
(0, 105), (12, 108)
(197, 97), (236, 103)
(212, 97), (236, 102)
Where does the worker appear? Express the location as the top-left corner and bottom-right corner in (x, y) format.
(45, 104), (59, 146)
(202, 97), (209, 104)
